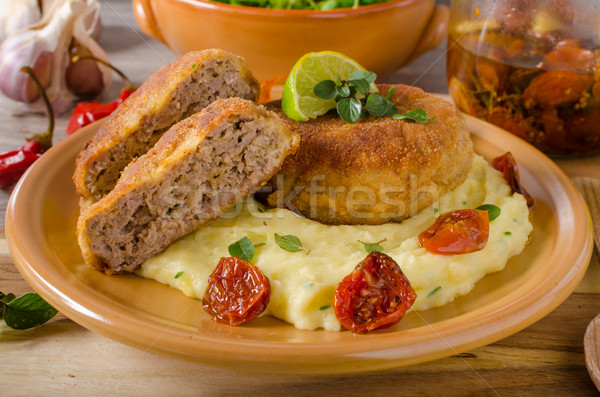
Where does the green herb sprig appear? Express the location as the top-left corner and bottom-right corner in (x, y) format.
(476, 204), (501, 221)
(0, 291), (57, 330)
(274, 233), (310, 255)
(357, 238), (386, 253)
(228, 236), (255, 262)
(314, 73), (433, 124)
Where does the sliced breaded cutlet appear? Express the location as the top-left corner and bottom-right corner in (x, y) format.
(74, 49), (260, 209)
(77, 98), (299, 274)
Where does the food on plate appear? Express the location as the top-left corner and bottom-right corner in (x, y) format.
(73, 50), (534, 333)
(264, 84), (474, 225)
(418, 209), (489, 255)
(139, 154), (533, 331)
(73, 49), (260, 208)
(203, 256), (271, 326)
(334, 251), (416, 334)
(76, 97), (299, 274)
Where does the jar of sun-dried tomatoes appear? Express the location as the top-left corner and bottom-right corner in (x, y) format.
(446, 0), (600, 155)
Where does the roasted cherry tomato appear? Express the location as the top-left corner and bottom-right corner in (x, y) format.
(419, 209), (489, 255)
(202, 257), (270, 326)
(492, 152), (534, 208)
(334, 252), (416, 334)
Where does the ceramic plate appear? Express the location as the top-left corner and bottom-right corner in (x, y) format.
(5, 114), (593, 374)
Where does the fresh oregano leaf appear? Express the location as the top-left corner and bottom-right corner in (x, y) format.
(228, 236), (255, 262)
(3, 293), (57, 330)
(350, 78), (370, 96)
(365, 94), (397, 117)
(336, 84), (351, 98)
(383, 86), (396, 101)
(476, 204), (501, 221)
(274, 233), (310, 254)
(337, 97), (362, 123)
(357, 238), (386, 253)
(348, 70), (376, 83)
(314, 80), (337, 100)
(393, 108), (433, 124)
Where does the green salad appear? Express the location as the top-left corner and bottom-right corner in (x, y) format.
(210, 0), (391, 10)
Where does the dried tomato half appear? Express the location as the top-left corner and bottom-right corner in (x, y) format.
(492, 152), (534, 208)
(334, 252), (416, 334)
(202, 257), (270, 326)
(419, 209), (490, 255)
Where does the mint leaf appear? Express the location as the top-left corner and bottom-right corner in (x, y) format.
(228, 236), (255, 262)
(476, 204), (501, 221)
(365, 94), (397, 117)
(314, 80), (337, 100)
(274, 233), (310, 254)
(336, 84), (351, 98)
(357, 238), (386, 253)
(3, 293), (57, 330)
(393, 108), (433, 124)
(337, 97), (361, 123)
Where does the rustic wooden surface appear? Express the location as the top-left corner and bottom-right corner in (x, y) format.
(1, 1), (599, 395)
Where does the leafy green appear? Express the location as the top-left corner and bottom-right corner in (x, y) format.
(337, 97), (362, 123)
(210, 0), (391, 10)
(2, 292), (57, 330)
(228, 236), (255, 262)
(392, 108), (434, 124)
(174, 271), (184, 279)
(357, 238), (386, 253)
(476, 204), (501, 221)
(274, 233), (310, 254)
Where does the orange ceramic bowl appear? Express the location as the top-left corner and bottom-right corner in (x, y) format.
(133, 0), (449, 82)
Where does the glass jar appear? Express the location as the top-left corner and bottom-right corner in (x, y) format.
(447, 0), (600, 155)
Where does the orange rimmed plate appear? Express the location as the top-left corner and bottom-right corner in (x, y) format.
(5, 114), (594, 374)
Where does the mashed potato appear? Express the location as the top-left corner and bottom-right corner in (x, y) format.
(138, 155), (532, 331)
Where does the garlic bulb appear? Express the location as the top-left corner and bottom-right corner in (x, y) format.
(0, 0), (111, 115)
(0, 0), (42, 44)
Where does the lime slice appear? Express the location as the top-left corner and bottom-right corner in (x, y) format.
(281, 51), (376, 122)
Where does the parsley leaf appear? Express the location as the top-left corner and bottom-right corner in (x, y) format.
(228, 236), (255, 262)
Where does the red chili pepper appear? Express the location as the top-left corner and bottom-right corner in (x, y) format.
(0, 67), (53, 189)
(0, 142), (42, 188)
(66, 88), (135, 134)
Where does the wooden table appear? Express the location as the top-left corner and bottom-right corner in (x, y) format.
(1, 1), (599, 394)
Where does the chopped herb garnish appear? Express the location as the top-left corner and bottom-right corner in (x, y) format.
(192, 63), (196, 69)
(428, 286), (442, 297)
(314, 71), (400, 123)
(476, 204), (501, 221)
(433, 208), (439, 213)
(319, 305), (331, 311)
(392, 108), (434, 124)
(228, 236), (255, 262)
(303, 283), (314, 289)
(504, 231), (512, 236)
(357, 238), (386, 253)
(174, 271), (184, 279)
(274, 233), (310, 254)
(1, 292), (57, 330)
